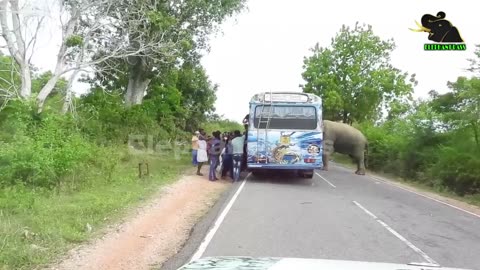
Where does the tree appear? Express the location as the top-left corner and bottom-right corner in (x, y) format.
(429, 45), (480, 147)
(36, 0), (148, 112)
(444, 77), (480, 147)
(88, 0), (246, 107)
(0, 0), (119, 111)
(175, 60), (217, 130)
(467, 44), (480, 75)
(0, 0), (45, 98)
(300, 22), (417, 124)
(0, 53), (67, 111)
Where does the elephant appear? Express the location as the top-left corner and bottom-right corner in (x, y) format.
(321, 120), (368, 175)
(414, 11), (463, 43)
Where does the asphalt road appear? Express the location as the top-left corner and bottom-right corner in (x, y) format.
(162, 164), (480, 270)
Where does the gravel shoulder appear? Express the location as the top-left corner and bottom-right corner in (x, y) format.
(46, 166), (230, 270)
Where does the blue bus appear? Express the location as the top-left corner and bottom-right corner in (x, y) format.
(245, 92), (323, 178)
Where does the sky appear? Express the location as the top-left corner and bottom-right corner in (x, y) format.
(25, 0), (480, 123)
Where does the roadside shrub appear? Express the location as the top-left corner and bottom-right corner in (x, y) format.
(0, 112), (96, 190)
(427, 140), (480, 196)
(356, 118), (480, 197)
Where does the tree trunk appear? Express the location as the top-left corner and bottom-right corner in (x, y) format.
(19, 63), (31, 98)
(36, 74), (61, 112)
(125, 59), (151, 107)
(61, 89), (72, 114)
(471, 121), (479, 147)
(62, 68), (82, 114)
(342, 110), (349, 124)
(36, 6), (78, 113)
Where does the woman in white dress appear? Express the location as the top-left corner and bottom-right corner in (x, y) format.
(196, 134), (208, 176)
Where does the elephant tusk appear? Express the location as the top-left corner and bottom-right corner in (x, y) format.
(409, 20), (431, 32)
(409, 28), (425, 32)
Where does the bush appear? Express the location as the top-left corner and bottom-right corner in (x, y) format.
(0, 113), (98, 190)
(357, 119), (480, 197)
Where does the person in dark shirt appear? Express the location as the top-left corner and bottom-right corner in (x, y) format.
(221, 134), (234, 180)
(207, 131), (222, 181)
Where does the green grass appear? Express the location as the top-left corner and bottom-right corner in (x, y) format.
(0, 151), (191, 270)
(330, 153), (480, 207)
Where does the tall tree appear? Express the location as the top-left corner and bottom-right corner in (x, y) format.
(175, 60), (217, 130)
(0, 0), (127, 111)
(443, 77), (480, 147)
(300, 22), (417, 124)
(89, 0), (246, 107)
(429, 45), (480, 147)
(0, 0), (45, 98)
(36, 0), (144, 112)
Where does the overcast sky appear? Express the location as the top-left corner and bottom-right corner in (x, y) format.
(29, 0), (479, 123)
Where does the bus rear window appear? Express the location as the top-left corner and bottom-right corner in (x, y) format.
(253, 105), (317, 130)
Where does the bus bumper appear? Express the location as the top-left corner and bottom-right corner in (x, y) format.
(246, 164), (322, 170)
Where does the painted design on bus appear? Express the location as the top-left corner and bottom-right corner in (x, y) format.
(246, 130), (323, 167)
(246, 92), (324, 170)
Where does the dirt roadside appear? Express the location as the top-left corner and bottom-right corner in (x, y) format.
(46, 166), (230, 270)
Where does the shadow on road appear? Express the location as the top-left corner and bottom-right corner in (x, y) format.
(246, 170), (315, 186)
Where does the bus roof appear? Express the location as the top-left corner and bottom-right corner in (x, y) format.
(250, 92), (321, 104)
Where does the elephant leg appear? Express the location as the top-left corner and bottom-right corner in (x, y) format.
(322, 139), (334, 171)
(322, 153), (329, 171)
(354, 150), (366, 175)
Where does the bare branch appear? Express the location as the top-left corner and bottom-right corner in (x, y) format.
(26, 16), (44, 64)
(0, 0), (45, 98)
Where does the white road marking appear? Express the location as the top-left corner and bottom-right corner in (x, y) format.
(369, 175), (480, 219)
(315, 172), (336, 188)
(353, 200), (438, 265)
(189, 173), (250, 262)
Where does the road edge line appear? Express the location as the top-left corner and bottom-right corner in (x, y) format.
(315, 172), (336, 188)
(352, 200), (438, 265)
(369, 175), (480, 219)
(189, 173), (250, 262)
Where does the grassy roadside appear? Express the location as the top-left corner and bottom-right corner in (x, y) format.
(330, 153), (480, 207)
(0, 150), (191, 270)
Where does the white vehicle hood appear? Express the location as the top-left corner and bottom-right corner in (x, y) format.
(178, 256), (472, 270)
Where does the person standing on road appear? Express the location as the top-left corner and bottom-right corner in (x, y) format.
(208, 131), (222, 181)
(191, 131), (200, 166)
(196, 135), (208, 176)
(221, 134), (234, 180)
(231, 130), (245, 181)
(242, 115), (249, 171)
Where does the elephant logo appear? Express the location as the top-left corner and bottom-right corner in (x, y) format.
(409, 11), (464, 43)
(307, 144), (320, 155)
